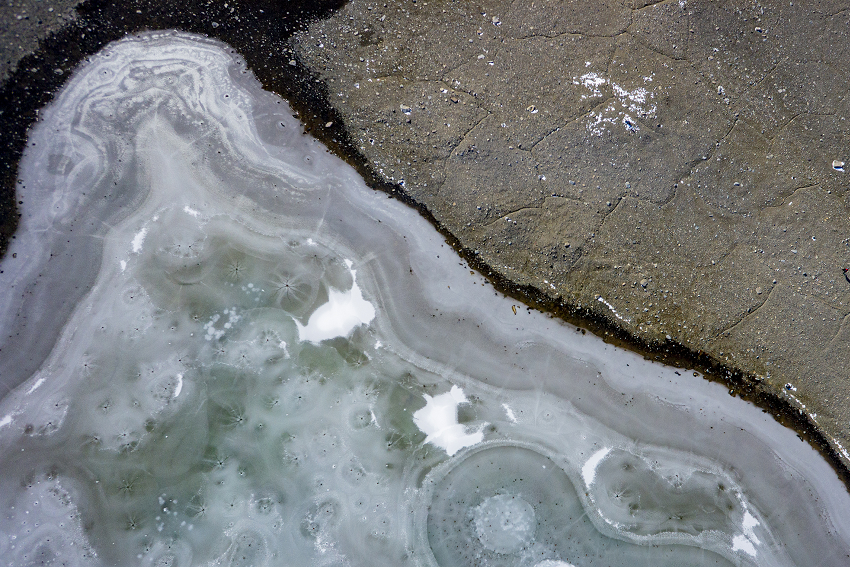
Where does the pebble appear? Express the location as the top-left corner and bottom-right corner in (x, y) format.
(756, 287), (762, 294)
(833, 160), (845, 172)
(400, 104), (411, 115)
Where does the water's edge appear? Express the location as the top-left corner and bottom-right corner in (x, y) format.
(0, 0), (847, 490)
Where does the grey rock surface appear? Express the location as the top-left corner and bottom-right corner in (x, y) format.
(292, 0), (850, 467)
(0, 0), (78, 82)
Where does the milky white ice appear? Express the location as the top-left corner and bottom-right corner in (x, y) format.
(732, 511), (762, 558)
(413, 385), (485, 456)
(0, 31), (848, 567)
(131, 227), (148, 253)
(295, 260), (375, 343)
(581, 447), (612, 486)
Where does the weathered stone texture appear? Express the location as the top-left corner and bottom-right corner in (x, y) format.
(294, 0), (850, 465)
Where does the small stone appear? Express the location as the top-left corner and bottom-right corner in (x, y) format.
(640, 279), (648, 287)
(400, 104), (411, 115)
(564, 242), (570, 248)
(491, 15), (500, 25)
(756, 287), (762, 294)
(833, 160), (845, 172)
(324, 121), (333, 128)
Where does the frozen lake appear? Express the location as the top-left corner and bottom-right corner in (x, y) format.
(0, 32), (847, 567)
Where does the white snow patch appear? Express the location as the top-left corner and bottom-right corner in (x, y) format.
(183, 205), (201, 217)
(582, 447), (611, 486)
(732, 511), (761, 558)
(173, 373), (183, 398)
(296, 261), (375, 343)
(132, 227), (148, 253)
(26, 377), (45, 395)
(732, 536), (756, 557)
(535, 561), (576, 567)
(413, 385), (486, 456)
(502, 403), (518, 423)
(120, 260), (127, 272)
(0, 415), (12, 428)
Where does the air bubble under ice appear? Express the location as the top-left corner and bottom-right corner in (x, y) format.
(0, 32), (848, 567)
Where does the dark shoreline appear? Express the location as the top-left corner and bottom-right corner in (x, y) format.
(0, 0), (848, 490)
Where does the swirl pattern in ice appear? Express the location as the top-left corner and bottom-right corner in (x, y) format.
(0, 32), (848, 567)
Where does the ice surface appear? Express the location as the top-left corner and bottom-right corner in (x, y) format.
(0, 31), (848, 567)
(295, 262), (375, 343)
(413, 385), (485, 456)
(581, 447), (611, 486)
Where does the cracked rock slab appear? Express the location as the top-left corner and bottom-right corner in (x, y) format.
(293, 0), (850, 468)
